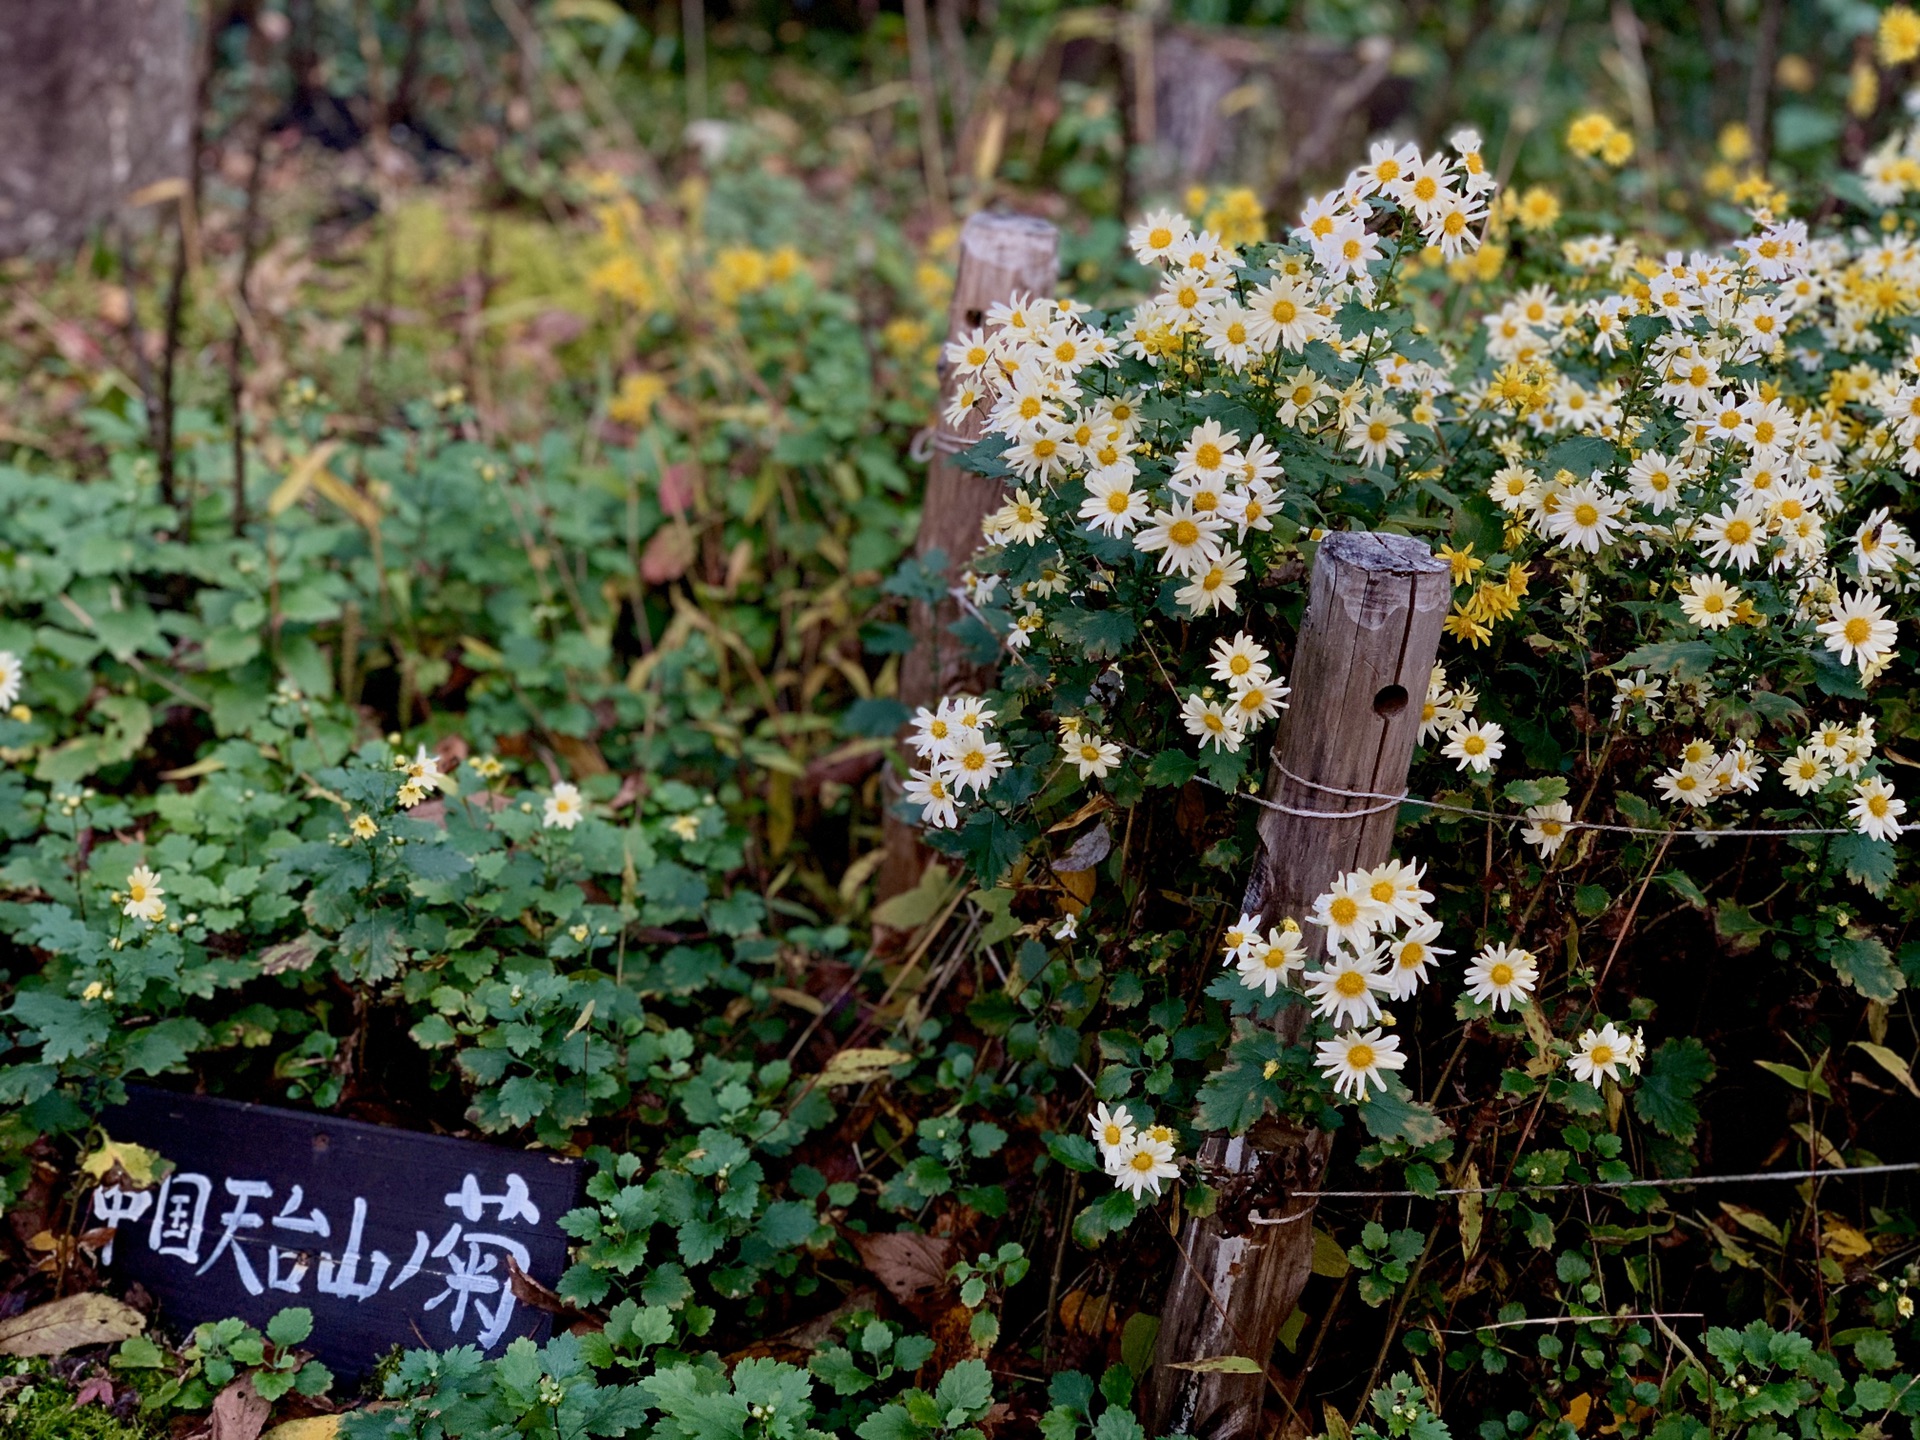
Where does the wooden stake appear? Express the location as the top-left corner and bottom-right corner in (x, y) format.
(875, 211), (1058, 903)
(1143, 531), (1450, 1440)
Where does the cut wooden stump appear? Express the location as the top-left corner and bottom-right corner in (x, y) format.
(875, 210), (1058, 905)
(1143, 531), (1450, 1440)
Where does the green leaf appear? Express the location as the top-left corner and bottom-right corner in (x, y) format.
(265, 1307), (313, 1348)
(1632, 1038), (1715, 1143)
(1356, 1076), (1449, 1146)
(1613, 640), (1719, 682)
(933, 1359), (995, 1424)
(1827, 935), (1904, 1003)
(1831, 834), (1897, 895)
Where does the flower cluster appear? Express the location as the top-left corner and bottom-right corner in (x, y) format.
(1089, 1102), (1182, 1199)
(905, 696), (1004, 829)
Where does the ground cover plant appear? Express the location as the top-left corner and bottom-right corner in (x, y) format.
(5, 2), (1920, 1439)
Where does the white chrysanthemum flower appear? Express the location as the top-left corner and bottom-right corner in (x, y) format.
(1181, 694), (1244, 753)
(1110, 1133), (1180, 1198)
(1303, 947), (1390, 1028)
(1380, 920), (1451, 1001)
(1360, 859), (1432, 927)
(1818, 590), (1898, 671)
(543, 782), (585, 830)
(1443, 719), (1506, 774)
(1315, 1028), (1407, 1100)
(1236, 925), (1307, 996)
(1089, 1102), (1137, 1167)
(905, 769), (959, 829)
(1851, 776), (1906, 841)
(1778, 746), (1832, 797)
(1135, 505), (1228, 577)
(0, 652), (23, 710)
(1463, 942), (1537, 1012)
(1678, 573), (1741, 630)
(1208, 633), (1271, 689)
(1567, 1022), (1635, 1089)
(122, 865), (166, 923)
(1063, 734), (1122, 781)
(1521, 800), (1575, 856)
(1221, 911), (1264, 962)
(1308, 871), (1383, 951)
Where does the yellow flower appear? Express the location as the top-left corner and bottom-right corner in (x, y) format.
(710, 246), (771, 305)
(1438, 542), (1484, 586)
(883, 316), (930, 359)
(1717, 122), (1753, 164)
(351, 813), (378, 840)
(1600, 130), (1635, 166)
(1880, 3), (1920, 66)
(1565, 112), (1616, 157)
(1204, 187), (1266, 247)
(588, 253), (657, 311)
(1507, 186), (1562, 234)
(469, 755), (505, 779)
(1443, 607), (1494, 647)
(609, 372), (668, 428)
(767, 245), (804, 282)
(1851, 59), (1881, 119)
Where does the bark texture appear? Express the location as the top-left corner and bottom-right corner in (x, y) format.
(0, 0), (193, 257)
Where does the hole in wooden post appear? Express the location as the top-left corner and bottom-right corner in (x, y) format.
(1372, 684), (1408, 717)
(965, 308), (984, 326)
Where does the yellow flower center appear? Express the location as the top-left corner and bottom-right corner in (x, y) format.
(1103, 1123), (1124, 1145)
(1489, 962), (1514, 986)
(1845, 616), (1872, 645)
(1329, 896), (1359, 926)
(1106, 491), (1130, 513)
(1370, 879), (1395, 904)
(1724, 519), (1752, 545)
(1169, 519), (1200, 546)
(1195, 442), (1223, 470)
(1226, 322), (1246, 344)
(1271, 298), (1298, 324)
(1130, 1151), (1157, 1173)
(1590, 1045), (1615, 1067)
(1463, 735), (1486, 755)
(1149, 226), (1172, 249)
(1574, 503), (1600, 527)
(1347, 1043), (1375, 1069)
(1400, 944), (1425, 968)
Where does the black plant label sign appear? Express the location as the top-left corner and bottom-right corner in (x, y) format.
(91, 1086), (584, 1377)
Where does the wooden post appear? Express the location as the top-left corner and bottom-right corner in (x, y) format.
(1144, 531), (1450, 1440)
(876, 211), (1058, 902)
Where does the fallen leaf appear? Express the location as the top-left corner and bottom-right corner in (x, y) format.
(659, 463), (698, 517)
(0, 1293), (146, 1356)
(1165, 1354), (1263, 1374)
(210, 1375), (271, 1440)
(264, 1421), (342, 1440)
(80, 1137), (168, 1188)
(1853, 1041), (1920, 1098)
(640, 521), (696, 584)
(1822, 1219), (1873, 1259)
(1562, 1393), (1592, 1429)
(851, 1231), (955, 1304)
(259, 932), (325, 976)
(1051, 822), (1112, 874)
(73, 1375), (115, 1407)
(818, 1048), (910, 1087)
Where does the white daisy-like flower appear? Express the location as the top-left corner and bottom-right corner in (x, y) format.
(905, 769), (959, 829)
(1089, 1102), (1136, 1167)
(1207, 633), (1272, 688)
(1235, 924), (1307, 996)
(0, 651), (23, 710)
(1566, 1022), (1635, 1089)
(1520, 801), (1575, 856)
(1778, 746), (1832, 798)
(1851, 776), (1906, 841)
(1442, 719), (1506, 774)
(1359, 859), (1432, 927)
(543, 782), (584, 831)
(122, 864), (167, 923)
(1462, 942), (1537, 1012)
(1063, 733), (1123, 781)
(1220, 910), (1264, 963)
(1315, 1028), (1407, 1100)
(1380, 920), (1451, 1002)
(1818, 590), (1898, 672)
(1302, 946), (1390, 1028)
(1109, 1133), (1181, 1198)
(1307, 871), (1383, 951)
(1181, 694), (1245, 753)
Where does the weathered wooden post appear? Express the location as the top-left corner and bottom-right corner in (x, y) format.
(1144, 531), (1450, 1439)
(876, 211), (1059, 902)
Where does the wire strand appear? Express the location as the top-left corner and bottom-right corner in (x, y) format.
(1224, 762), (1864, 840)
(1244, 1159), (1920, 1219)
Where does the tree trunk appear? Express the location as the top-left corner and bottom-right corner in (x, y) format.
(1144, 531), (1450, 1440)
(876, 211), (1058, 903)
(0, 0), (193, 257)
